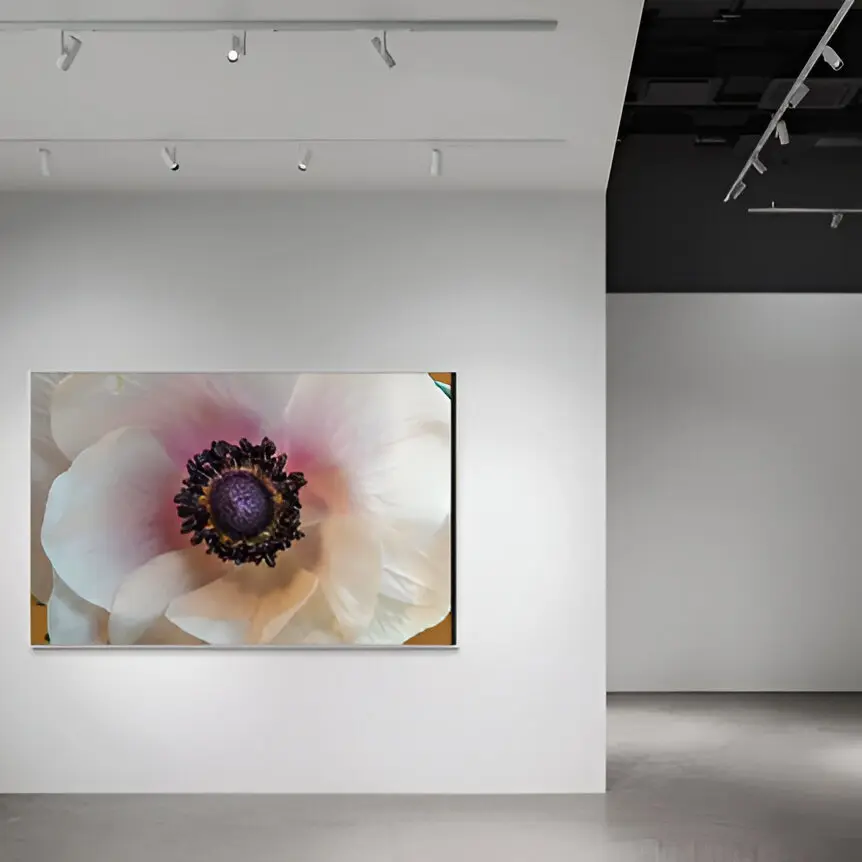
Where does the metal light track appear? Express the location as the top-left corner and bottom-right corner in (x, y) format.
(748, 205), (859, 228)
(748, 207), (862, 214)
(723, 0), (856, 203)
(0, 19), (558, 33)
(0, 137), (567, 145)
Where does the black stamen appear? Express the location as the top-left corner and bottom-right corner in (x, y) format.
(174, 435), (306, 567)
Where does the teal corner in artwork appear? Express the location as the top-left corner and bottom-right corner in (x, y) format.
(435, 381), (452, 399)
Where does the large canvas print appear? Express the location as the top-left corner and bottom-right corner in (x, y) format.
(31, 372), (455, 648)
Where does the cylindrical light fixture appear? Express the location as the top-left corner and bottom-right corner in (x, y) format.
(430, 148), (442, 177)
(56, 32), (82, 71)
(39, 148), (51, 177)
(161, 146), (179, 172)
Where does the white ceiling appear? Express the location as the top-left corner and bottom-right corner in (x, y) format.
(0, 1), (642, 190)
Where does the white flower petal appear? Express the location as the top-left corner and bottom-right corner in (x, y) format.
(355, 595), (449, 646)
(269, 587), (343, 645)
(108, 549), (228, 645)
(51, 373), (300, 463)
(284, 372), (450, 461)
(252, 570), (320, 643)
(41, 427), (179, 610)
(135, 617), (205, 646)
(283, 374), (451, 530)
(166, 564), (318, 646)
(272, 518), (450, 646)
(31, 373), (70, 603)
(379, 517), (451, 609)
(47, 572), (108, 645)
(31, 372), (68, 449)
(31, 445), (68, 604)
(362, 431), (451, 532)
(316, 515), (382, 640)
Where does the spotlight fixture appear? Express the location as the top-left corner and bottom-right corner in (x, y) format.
(161, 146), (179, 172)
(227, 31), (246, 63)
(723, 0), (856, 203)
(752, 157), (767, 175)
(776, 120), (790, 146)
(56, 31), (82, 71)
(831, 212), (844, 228)
(297, 148), (312, 172)
(38, 148), (51, 178)
(822, 44), (844, 71)
(788, 82), (810, 109)
(371, 31), (396, 68)
(430, 148), (442, 177)
(731, 180), (746, 200)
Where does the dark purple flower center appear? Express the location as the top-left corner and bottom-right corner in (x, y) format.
(209, 471), (275, 539)
(174, 436), (306, 568)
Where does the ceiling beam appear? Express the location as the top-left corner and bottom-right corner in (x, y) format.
(621, 107), (862, 136)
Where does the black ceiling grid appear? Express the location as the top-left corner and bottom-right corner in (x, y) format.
(608, 0), (862, 294)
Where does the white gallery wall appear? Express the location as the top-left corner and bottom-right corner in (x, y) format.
(0, 191), (606, 793)
(608, 294), (862, 692)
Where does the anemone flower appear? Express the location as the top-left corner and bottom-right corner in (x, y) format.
(31, 372), (452, 647)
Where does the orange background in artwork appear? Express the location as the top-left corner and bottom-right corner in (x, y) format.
(32, 372), (454, 646)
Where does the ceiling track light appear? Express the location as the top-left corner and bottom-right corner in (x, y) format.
(776, 120), (790, 146)
(371, 31), (396, 68)
(0, 19), (558, 33)
(161, 146), (179, 172)
(723, 0), (855, 203)
(752, 157), (767, 175)
(430, 148), (442, 177)
(56, 31), (82, 71)
(822, 44), (844, 71)
(788, 81), (810, 109)
(297, 148), (312, 172)
(748, 205), (862, 229)
(731, 180), (746, 200)
(227, 31), (246, 63)
(38, 148), (51, 177)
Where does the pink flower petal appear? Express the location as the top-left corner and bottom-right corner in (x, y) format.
(51, 373), (300, 466)
(281, 374), (451, 531)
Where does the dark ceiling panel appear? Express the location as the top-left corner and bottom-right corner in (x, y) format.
(621, 2), (862, 141)
(610, 4), (862, 294)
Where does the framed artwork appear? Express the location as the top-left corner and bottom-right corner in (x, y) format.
(30, 372), (455, 648)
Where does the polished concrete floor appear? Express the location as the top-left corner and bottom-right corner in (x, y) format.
(2, 694), (861, 861)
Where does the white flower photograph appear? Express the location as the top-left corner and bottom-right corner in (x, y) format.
(30, 371), (455, 647)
